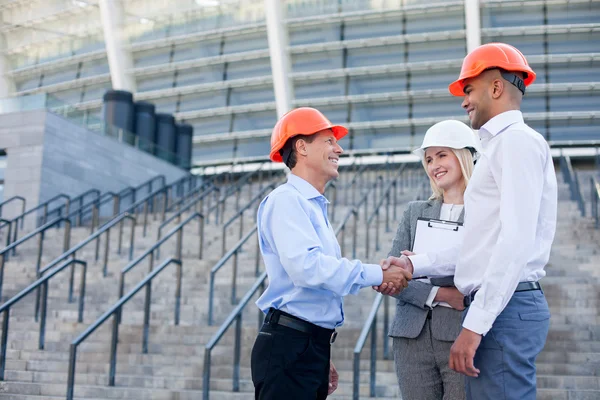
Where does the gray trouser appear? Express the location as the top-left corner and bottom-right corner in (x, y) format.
(393, 318), (465, 400)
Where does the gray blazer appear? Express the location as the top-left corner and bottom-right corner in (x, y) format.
(388, 199), (464, 341)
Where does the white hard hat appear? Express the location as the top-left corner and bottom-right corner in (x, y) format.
(413, 120), (482, 158)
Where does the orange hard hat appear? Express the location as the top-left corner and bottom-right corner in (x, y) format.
(269, 107), (348, 163)
(448, 42), (536, 97)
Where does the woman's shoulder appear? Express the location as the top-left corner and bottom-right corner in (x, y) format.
(405, 200), (434, 212)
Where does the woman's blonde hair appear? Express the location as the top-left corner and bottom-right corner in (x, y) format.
(422, 147), (475, 201)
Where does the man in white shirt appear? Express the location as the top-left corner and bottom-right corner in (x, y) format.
(379, 43), (557, 399)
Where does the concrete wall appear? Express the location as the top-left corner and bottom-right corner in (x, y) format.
(0, 110), (187, 220)
(40, 112), (186, 203)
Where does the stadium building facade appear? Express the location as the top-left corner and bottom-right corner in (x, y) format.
(0, 0), (598, 167)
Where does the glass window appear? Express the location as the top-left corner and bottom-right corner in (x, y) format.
(525, 120), (548, 140)
(547, 2), (600, 24)
(193, 140), (235, 162)
(179, 90), (227, 112)
(411, 69), (459, 91)
(548, 61), (600, 84)
(15, 76), (41, 92)
(546, 118), (597, 141)
(346, 45), (403, 68)
(481, 4), (544, 28)
(80, 59), (110, 78)
(548, 32), (600, 55)
(520, 95), (547, 114)
(351, 127), (413, 152)
(41, 69), (78, 86)
(226, 58), (271, 80)
(314, 105), (348, 126)
(408, 39), (465, 63)
(176, 65), (225, 87)
(133, 48), (171, 68)
(349, 74), (407, 95)
(412, 97), (460, 119)
(295, 78), (345, 99)
(151, 96), (179, 114)
(173, 41), (221, 62)
(549, 92), (600, 113)
(289, 24), (341, 46)
(343, 18), (402, 40)
(292, 50), (344, 73)
(235, 136), (270, 158)
(352, 101), (409, 123)
(482, 35), (545, 56)
(137, 73), (176, 92)
(229, 87), (274, 106)
(50, 89), (83, 104)
(82, 83), (112, 103)
(222, 33), (268, 55)
(405, 9), (464, 34)
(232, 110), (276, 132)
(190, 115), (232, 135)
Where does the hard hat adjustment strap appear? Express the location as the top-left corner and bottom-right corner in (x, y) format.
(500, 70), (526, 95)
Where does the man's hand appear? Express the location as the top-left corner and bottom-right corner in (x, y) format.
(435, 287), (466, 311)
(381, 255), (414, 274)
(449, 328), (482, 377)
(374, 254), (414, 295)
(328, 360), (339, 395)
(378, 265), (412, 295)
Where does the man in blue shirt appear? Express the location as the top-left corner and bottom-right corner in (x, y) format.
(251, 107), (412, 399)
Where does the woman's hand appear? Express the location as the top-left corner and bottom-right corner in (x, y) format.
(435, 287), (466, 311)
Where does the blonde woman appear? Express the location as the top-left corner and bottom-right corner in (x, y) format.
(385, 120), (480, 400)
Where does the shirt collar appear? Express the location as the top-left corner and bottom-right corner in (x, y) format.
(479, 110), (523, 140)
(287, 173), (328, 202)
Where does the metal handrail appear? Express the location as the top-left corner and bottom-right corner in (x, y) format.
(117, 212), (204, 311)
(221, 183), (276, 256)
(0, 258), (88, 380)
(560, 155), (586, 216)
(208, 225), (259, 325)
(35, 214), (136, 317)
(353, 293), (385, 400)
(365, 177), (401, 259)
(49, 189), (101, 226)
(591, 176), (600, 229)
(208, 163), (272, 224)
(0, 216), (72, 300)
(0, 196), (25, 223)
(66, 258), (183, 400)
(203, 270), (268, 400)
(156, 186), (217, 259)
(166, 181), (213, 213)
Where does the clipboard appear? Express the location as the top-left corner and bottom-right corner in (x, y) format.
(412, 218), (464, 287)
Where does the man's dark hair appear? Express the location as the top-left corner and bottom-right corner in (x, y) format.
(280, 134), (316, 169)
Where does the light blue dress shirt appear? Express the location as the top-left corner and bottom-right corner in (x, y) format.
(255, 174), (383, 329)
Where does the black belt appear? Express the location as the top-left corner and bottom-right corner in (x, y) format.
(264, 308), (337, 344)
(463, 281), (541, 308)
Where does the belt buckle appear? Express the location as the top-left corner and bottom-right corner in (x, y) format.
(330, 331), (337, 344)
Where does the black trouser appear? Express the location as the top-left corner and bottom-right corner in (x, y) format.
(251, 309), (333, 400)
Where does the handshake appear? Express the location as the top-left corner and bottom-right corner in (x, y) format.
(374, 252), (416, 296)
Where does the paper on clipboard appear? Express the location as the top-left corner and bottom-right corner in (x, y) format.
(413, 218), (464, 255)
(412, 218), (464, 286)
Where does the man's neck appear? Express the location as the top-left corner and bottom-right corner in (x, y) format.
(291, 167), (328, 194)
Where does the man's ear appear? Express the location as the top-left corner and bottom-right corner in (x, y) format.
(296, 138), (308, 157)
(491, 78), (504, 99)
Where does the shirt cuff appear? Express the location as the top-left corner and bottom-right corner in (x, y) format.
(425, 286), (440, 308)
(462, 303), (497, 335)
(363, 264), (383, 287)
(408, 254), (432, 277)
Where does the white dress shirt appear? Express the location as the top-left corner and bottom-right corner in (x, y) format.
(409, 110), (557, 335)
